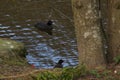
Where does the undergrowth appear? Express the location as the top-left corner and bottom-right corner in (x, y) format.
(31, 65), (87, 80)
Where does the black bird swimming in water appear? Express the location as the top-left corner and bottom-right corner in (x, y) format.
(34, 20), (53, 35)
(54, 59), (64, 68)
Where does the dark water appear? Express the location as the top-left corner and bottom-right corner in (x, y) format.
(0, 0), (78, 68)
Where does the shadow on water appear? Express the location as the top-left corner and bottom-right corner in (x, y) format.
(0, 0), (78, 68)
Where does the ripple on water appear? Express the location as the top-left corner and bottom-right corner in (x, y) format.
(0, 0), (79, 69)
(26, 42), (79, 68)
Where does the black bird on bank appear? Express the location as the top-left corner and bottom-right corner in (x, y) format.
(34, 20), (53, 35)
(54, 59), (64, 68)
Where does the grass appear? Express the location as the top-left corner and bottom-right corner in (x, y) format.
(29, 64), (120, 80)
(30, 65), (87, 80)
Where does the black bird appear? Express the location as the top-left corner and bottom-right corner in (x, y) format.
(54, 59), (64, 68)
(34, 20), (53, 35)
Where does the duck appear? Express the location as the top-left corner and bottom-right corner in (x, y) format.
(54, 59), (64, 68)
(34, 20), (53, 35)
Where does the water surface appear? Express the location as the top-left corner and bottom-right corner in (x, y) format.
(0, 0), (78, 68)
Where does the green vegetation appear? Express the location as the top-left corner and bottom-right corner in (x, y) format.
(114, 55), (120, 65)
(31, 65), (87, 80)
(29, 65), (120, 80)
(0, 38), (27, 66)
(30, 65), (91, 80)
(89, 70), (101, 78)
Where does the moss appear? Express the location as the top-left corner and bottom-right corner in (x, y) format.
(0, 38), (28, 77)
(0, 38), (27, 61)
(0, 38), (27, 58)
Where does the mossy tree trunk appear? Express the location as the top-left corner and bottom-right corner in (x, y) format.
(71, 0), (106, 69)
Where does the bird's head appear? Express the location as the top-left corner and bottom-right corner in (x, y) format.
(47, 20), (53, 26)
(58, 59), (64, 64)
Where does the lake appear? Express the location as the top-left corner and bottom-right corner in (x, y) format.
(0, 0), (78, 68)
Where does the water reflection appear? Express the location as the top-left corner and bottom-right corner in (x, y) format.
(0, 0), (78, 68)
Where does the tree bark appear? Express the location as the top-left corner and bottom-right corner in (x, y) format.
(106, 0), (120, 62)
(97, 0), (113, 63)
(71, 0), (106, 69)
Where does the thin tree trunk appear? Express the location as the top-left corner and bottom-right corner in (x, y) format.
(97, 0), (113, 63)
(107, 0), (120, 62)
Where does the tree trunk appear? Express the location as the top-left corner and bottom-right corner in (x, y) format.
(71, 0), (106, 69)
(98, 0), (113, 63)
(106, 0), (120, 62)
